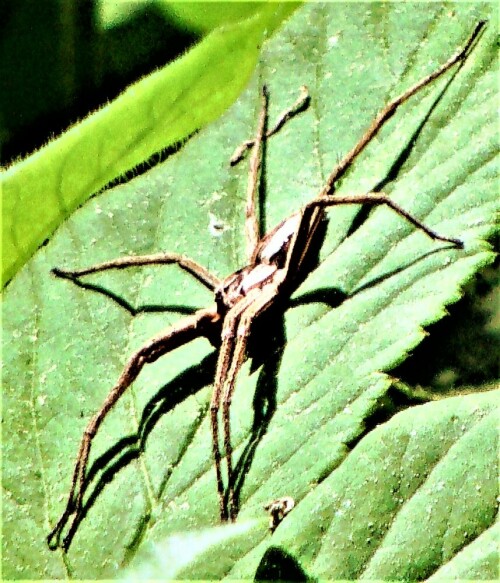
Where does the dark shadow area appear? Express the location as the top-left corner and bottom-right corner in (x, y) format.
(230, 209), (329, 517)
(341, 383), (431, 455)
(350, 244), (461, 297)
(1, 0), (199, 165)
(393, 258), (499, 393)
(292, 243), (457, 311)
(334, 255), (498, 451)
(289, 286), (348, 309)
(230, 307), (285, 516)
(255, 546), (314, 582)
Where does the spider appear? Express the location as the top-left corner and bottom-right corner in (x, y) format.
(47, 21), (484, 551)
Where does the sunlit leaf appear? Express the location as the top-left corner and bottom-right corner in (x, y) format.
(2, 3), (497, 579)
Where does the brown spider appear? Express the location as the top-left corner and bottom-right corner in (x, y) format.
(47, 21), (484, 551)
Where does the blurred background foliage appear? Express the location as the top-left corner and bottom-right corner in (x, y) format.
(394, 262), (498, 398)
(1, 0), (497, 395)
(1, 0), (264, 165)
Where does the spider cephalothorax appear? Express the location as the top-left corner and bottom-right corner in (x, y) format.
(216, 213), (302, 310)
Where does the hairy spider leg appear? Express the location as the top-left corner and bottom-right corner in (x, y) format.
(241, 85), (312, 263)
(52, 252), (221, 291)
(221, 284), (283, 520)
(230, 85), (310, 166)
(47, 307), (220, 551)
(244, 85), (268, 261)
(211, 86), (313, 520)
(307, 193), (462, 245)
(210, 295), (255, 520)
(288, 20), (485, 277)
(320, 20), (485, 196)
(285, 192), (463, 296)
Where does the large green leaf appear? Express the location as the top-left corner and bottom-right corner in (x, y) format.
(1, 2), (298, 287)
(2, 3), (497, 579)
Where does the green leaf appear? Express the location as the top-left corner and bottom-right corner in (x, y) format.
(177, 390), (498, 580)
(428, 521), (500, 581)
(248, 390), (499, 581)
(163, 1), (267, 33)
(1, 2), (298, 287)
(2, 3), (497, 579)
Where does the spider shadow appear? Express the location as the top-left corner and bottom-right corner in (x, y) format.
(227, 218), (339, 516)
(228, 305), (284, 515)
(52, 270), (201, 315)
(69, 225), (334, 537)
(228, 243), (458, 519)
(56, 243), (457, 550)
(226, 281), (344, 518)
(291, 242), (460, 310)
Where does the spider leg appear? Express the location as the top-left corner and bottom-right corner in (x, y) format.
(284, 23), (484, 277)
(47, 306), (220, 551)
(320, 21), (485, 195)
(221, 285), (280, 520)
(210, 299), (253, 520)
(232, 85), (311, 262)
(282, 190), (463, 293)
(230, 85), (310, 165)
(52, 252), (221, 291)
(305, 192), (463, 247)
(244, 86), (268, 262)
